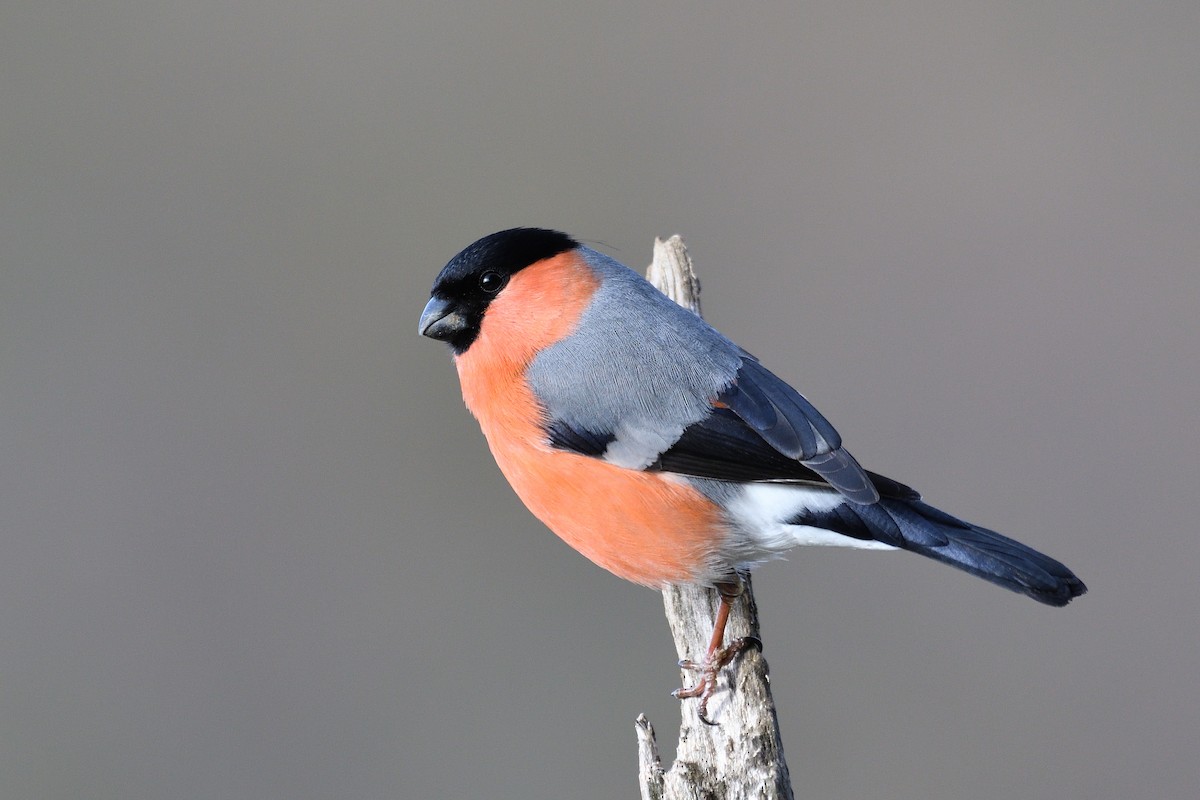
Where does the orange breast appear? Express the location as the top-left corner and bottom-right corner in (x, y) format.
(452, 252), (727, 587)
(485, 437), (726, 586)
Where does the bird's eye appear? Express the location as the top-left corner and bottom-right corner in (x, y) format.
(478, 271), (506, 294)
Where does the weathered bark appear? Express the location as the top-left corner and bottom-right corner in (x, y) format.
(637, 237), (793, 800)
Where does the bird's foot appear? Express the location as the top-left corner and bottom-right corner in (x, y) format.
(671, 635), (761, 725)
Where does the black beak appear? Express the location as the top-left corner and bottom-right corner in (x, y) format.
(419, 296), (467, 341)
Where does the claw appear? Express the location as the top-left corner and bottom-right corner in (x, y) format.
(673, 634), (760, 725)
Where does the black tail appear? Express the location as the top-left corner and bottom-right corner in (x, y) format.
(804, 496), (1088, 606)
(880, 499), (1087, 606)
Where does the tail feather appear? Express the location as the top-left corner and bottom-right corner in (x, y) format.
(789, 495), (1088, 606)
(864, 499), (1087, 606)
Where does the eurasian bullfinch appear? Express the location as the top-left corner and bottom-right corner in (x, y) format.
(420, 228), (1086, 721)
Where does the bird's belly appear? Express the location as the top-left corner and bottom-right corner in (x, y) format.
(488, 437), (729, 587)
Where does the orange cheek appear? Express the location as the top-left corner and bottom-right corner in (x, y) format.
(454, 252), (599, 430)
(453, 252), (600, 453)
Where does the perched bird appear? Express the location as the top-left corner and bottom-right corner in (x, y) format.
(420, 228), (1086, 721)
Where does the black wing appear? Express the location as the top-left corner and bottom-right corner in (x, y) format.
(646, 405), (917, 501)
(714, 359), (881, 503)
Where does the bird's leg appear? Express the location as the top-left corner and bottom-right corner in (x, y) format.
(672, 579), (762, 725)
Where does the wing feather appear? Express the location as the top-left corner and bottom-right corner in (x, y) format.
(718, 359), (880, 504)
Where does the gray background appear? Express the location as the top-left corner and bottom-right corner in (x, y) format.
(2, 2), (1196, 798)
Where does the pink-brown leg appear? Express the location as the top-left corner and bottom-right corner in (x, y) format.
(672, 580), (762, 725)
